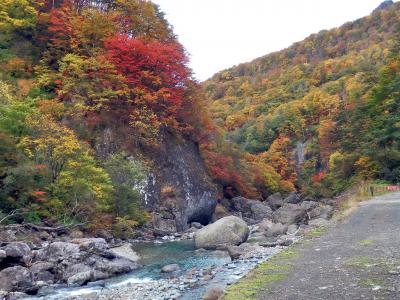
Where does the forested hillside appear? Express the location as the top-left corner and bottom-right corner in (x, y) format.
(0, 0), (294, 233)
(204, 1), (400, 197)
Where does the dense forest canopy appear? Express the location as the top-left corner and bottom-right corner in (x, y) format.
(204, 1), (400, 196)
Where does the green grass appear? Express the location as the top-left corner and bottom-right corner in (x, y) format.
(345, 255), (375, 268)
(304, 226), (327, 238)
(358, 239), (374, 246)
(357, 278), (385, 287)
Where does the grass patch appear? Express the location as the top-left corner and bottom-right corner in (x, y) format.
(358, 239), (374, 246)
(221, 248), (300, 300)
(357, 278), (385, 287)
(304, 226), (327, 238)
(345, 255), (375, 268)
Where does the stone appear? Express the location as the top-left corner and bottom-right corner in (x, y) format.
(284, 192), (301, 204)
(3, 242), (32, 264)
(191, 222), (203, 229)
(230, 197), (273, 222)
(211, 204), (231, 222)
(161, 264), (180, 273)
(69, 230), (84, 239)
(265, 223), (288, 237)
(0, 249), (6, 260)
(248, 201), (273, 222)
(152, 214), (177, 236)
(30, 262), (54, 282)
(287, 224), (298, 235)
(110, 244), (140, 262)
(70, 238), (108, 252)
(277, 238), (294, 246)
(67, 271), (92, 285)
(226, 245), (243, 260)
(273, 204), (306, 225)
(258, 218), (274, 231)
(94, 257), (137, 275)
(267, 193), (284, 210)
(202, 286), (224, 300)
(300, 201), (319, 211)
(38, 231), (51, 241)
(0, 266), (33, 293)
(34, 242), (80, 262)
(95, 229), (113, 242)
(309, 205), (334, 220)
(63, 263), (92, 280)
(194, 216), (249, 249)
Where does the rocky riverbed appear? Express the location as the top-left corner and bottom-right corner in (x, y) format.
(0, 192), (335, 299)
(26, 240), (285, 300)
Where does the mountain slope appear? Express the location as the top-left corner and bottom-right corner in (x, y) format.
(204, 2), (400, 196)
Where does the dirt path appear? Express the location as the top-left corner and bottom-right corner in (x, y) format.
(223, 192), (400, 300)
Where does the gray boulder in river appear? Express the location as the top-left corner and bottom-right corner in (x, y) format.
(194, 216), (249, 249)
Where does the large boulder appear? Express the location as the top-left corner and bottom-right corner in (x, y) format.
(273, 204), (306, 225)
(2, 242), (32, 265)
(267, 193), (284, 210)
(0, 266), (34, 293)
(194, 216), (249, 249)
(34, 242), (80, 262)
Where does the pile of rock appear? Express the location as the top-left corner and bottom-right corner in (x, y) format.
(0, 238), (140, 296)
(203, 192), (334, 253)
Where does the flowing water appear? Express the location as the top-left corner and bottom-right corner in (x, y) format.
(32, 240), (232, 299)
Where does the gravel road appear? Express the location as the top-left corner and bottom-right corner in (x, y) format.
(257, 192), (400, 300)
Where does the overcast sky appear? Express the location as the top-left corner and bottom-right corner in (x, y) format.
(153, 0), (388, 81)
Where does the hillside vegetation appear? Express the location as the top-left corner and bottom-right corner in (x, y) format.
(0, 0), (293, 231)
(204, 1), (400, 197)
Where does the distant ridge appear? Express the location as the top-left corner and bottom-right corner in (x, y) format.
(373, 0), (394, 13)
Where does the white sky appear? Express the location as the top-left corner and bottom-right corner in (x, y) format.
(153, 0), (389, 81)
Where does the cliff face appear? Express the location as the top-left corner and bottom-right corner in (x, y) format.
(143, 132), (218, 232)
(94, 128), (218, 233)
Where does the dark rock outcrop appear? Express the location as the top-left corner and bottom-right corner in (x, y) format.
(94, 127), (219, 234)
(143, 132), (218, 232)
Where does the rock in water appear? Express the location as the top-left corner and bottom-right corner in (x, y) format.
(161, 264), (180, 273)
(194, 216), (249, 249)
